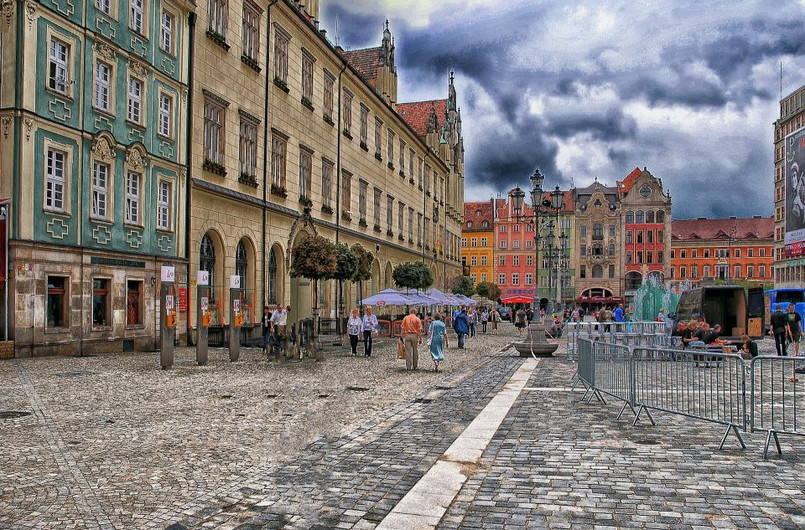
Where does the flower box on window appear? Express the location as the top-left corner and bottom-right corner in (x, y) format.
(301, 96), (314, 111)
(425, 190), (431, 197)
(387, 161), (394, 170)
(374, 151), (383, 161)
(359, 141), (369, 152)
(298, 195), (313, 207)
(408, 238), (414, 244)
(342, 128), (353, 140)
(409, 178), (416, 185)
(341, 210), (352, 222)
(358, 218), (368, 228)
(238, 172), (258, 187)
(206, 29), (230, 51)
(323, 113), (334, 126)
(203, 159), (227, 176)
(399, 170), (405, 178)
(373, 224), (382, 233)
(241, 54), (260, 72)
(386, 229), (394, 237)
(321, 204), (334, 215)
(273, 76), (289, 93)
(398, 234), (405, 242)
(270, 183), (288, 198)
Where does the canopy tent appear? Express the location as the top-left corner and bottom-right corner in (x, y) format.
(402, 291), (440, 306)
(425, 288), (461, 306)
(454, 294), (477, 306)
(361, 288), (417, 306)
(500, 296), (533, 304)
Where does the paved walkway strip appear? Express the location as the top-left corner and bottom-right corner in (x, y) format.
(13, 361), (114, 530)
(376, 356), (540, 529)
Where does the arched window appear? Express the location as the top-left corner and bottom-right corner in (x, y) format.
(656, 210), (665, 223)
(200, 233), (216, 300)
(646, 210), (655, 223)
(635, 210), (645, 223)
(592, 265), (604, 278)
(235, 240), (247, 287)
(268, 247), (278, 304)
(625, 211), (634, 224)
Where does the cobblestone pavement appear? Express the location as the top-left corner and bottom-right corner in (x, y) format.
(2, 329), (805, 529)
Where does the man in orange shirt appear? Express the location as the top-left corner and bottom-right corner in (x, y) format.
(401, 308), (423, 370)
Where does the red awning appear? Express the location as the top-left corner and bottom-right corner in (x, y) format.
(501, 296), (533, 304)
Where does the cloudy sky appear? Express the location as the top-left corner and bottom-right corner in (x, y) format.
(321, 0), (805, 220)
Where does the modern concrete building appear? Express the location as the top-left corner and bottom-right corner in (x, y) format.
(0, 0), (194, 355)
(773, 83), (805, 287)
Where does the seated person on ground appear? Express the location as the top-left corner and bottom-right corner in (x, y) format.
(740, 334), (758, 359)
(703, 324), (727, 346)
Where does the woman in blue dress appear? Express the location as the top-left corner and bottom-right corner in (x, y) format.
(428, 313), (449, 372)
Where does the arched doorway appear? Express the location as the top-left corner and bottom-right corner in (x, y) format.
(625, 271), (642, 291)
(371, 258), (381, 295)
(199, 230), (224, 325)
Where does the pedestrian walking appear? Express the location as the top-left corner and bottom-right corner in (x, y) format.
(428, 313), (448, 372)
(347, 308), (362, 356)
(787, 303), (802, 356)
(362, 306), (379, 357)
(490, 308), (501, 334)
(453, 307), (469, 348)
(770, 306), (788, 356)
(514, 308), (527, 336)
(401, 308), (423, 370)
(468, 307), (477, 338)
(480, 308), (488, 333)
(262, 306), (273, 353)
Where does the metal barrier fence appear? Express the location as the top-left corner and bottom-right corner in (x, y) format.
(576, 338), (805, 457)
(567, 321), (670, 362)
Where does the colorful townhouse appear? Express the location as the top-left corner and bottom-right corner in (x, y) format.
(461, 201), (494, 286)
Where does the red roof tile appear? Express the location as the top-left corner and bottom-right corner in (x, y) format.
(617, 167), (643, 197)
(463, 201), (493, 231)
(397, 100), (447, 138)
(342, 47), (382, 86)
(671, 217), (774, 241)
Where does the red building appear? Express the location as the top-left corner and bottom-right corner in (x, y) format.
(670, 216), (774, 288)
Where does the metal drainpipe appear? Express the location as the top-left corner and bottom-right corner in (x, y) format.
(334, 60), (346, 334)
(262, 0), (279, 308)
(184, 12), (196, 341)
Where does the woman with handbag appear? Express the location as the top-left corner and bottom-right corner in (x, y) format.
(428, 313), (448, 372)
(362, 306), (379, 357)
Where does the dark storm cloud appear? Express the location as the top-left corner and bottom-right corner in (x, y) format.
(321, 1), (805, 217)
(321, 5), (386, 49)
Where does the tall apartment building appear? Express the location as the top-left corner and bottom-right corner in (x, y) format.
(670, 217), (774, 288)
(773, 83), (805, 286)
(0, 0), (193, 355)
(574, 181), (622, 305)
(461, 201), (494, 286)
(189, 2), (464, 340)
(617, 167), (672, 307)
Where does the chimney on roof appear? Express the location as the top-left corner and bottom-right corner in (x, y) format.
(320, 29), (327, 38)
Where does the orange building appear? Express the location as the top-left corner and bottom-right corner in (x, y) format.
(670, 217), (774, 288)
(461, 201), (495, 286)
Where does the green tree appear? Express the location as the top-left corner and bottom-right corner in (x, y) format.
(393, 262), (433, 291)
(332, 243), (358, 282)
(476, 281), (501, 300)
(290, 234), (337, 280)
(350, 243), (374, 282)
(449, 275), (475, 297)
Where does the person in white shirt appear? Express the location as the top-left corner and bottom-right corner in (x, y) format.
(347, 308), (362, 356)
(362, 306), (379, 357)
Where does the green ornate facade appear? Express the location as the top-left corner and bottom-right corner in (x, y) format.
(0, 0), (193, 355)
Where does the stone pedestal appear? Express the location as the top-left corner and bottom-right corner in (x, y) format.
(512, 322), (558, 357)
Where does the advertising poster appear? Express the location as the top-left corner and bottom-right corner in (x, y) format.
(785, 126), (805, 257)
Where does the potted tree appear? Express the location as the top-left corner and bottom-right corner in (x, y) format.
(290, 234), (337, 359)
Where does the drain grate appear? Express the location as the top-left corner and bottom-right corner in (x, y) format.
(0, 411), (32, 419)
(346, 386), (369, 392)
(434, 386), (452, 390)
(634, 439), (661, 446)
(412, 397), (433, 404)
(57, 371), (95, 378)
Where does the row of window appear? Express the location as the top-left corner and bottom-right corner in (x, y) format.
(624, 210), (666, 224)
(672, 265), (766, 280)
(47, 276), (145, 328)
(46, 146), (173, 230)
(48, 34), (176, 137)
(94, 0), (178, 55)
(625, 229), (664, 245)
(625, 250), (665, 265)
(670, 247), (768, 259)
(494, 273), (572, 288)
(579, 223), (616, 239)
(461, 237), (489, 248)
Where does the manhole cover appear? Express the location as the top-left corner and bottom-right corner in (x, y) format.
(634, 439), (661, 445)
(219, 395), (233, 399)
(346, 386), (369, 392)
(57, 371), (95, 378)
(435, 386), (452, 390)
(0, 411), (31, 419)
(412, 398), (433, 404)
(265, 394), (278, 398)
(318, 394), (329, 398)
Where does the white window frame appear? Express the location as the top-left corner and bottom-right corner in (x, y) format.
(209, 0), (227, 36)
(48, 36), (71, 96)
(125, 171), (142, 226)
(92, 161), (109, 220)
(299, 147), (312, 198)
(127, 77), (143, 125)
(130, 0), (145, 34)
(94, 61), (111, 112)
(158, 92), (173, 138)
(271, 133), (286, 187)
(96, 0), (112, 16)
(321, 159), (333, 207)
(239, 116), (258, 178)
(273, 25), (290, 82)
(157, 179), (172, 231)
(301, 49), (314, 101)
(45, 147), (67, 212)
(204, 94), (228, 166)
(242, 1), (261, 61)
(160, 10), (175, 54)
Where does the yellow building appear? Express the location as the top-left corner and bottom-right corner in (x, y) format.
(461, 201), (495, 286)
(189, 1), (464, 339)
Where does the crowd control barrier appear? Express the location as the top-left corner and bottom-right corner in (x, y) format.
(576, 338), (805, 457)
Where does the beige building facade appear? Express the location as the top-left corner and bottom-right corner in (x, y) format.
(189, 0), (464, 338)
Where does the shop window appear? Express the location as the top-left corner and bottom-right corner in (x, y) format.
(47, 276), (68, 328)
(93, 278), (110, 326)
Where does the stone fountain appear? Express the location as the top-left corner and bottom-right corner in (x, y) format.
(512, 320), (558, 357)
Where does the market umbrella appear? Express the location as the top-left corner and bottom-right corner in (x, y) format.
(403, 291), (440, 306)
(424, 288), (459, 306)
(361, 288), (416, 306)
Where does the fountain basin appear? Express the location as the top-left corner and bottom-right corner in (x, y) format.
(512, 322), (558, 357)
